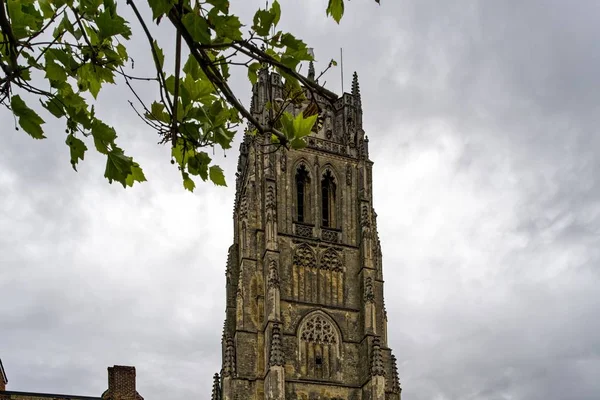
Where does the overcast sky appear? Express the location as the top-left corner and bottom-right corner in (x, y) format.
(2, 0), (600, 399)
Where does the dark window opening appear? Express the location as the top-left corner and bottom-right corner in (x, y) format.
(321, 170), (336, 227)
(315, 355), (323, 366)
(296, 165), (310, 223)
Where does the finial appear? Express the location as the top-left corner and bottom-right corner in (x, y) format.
(211, 373), (221, 400)
(269, 323), (285, 367)
(223, 336), (236, 377)
(308, 61), (315, 81)
(371, 336), (386, 377)
(352, 71), (361, 103)
(391, 354), (401, 394)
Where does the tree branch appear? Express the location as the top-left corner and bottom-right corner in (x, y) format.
(126, 0), (174, 114)
(167, 8), (291, 147)
(0, 0), (19, 68)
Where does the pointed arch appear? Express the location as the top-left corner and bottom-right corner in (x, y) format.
(293, 159), (313, 223)
(319, 248), (344, 306)
(297, 310), (342, 380)
(320, 166), (339, 228)
(292, 244), (316, 302)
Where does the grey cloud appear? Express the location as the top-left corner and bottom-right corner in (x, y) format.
(2, 1), (600, 400)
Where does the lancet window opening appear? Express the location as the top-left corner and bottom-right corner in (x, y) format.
(321, 169), (337, 228)
(295, 164), (311, 223)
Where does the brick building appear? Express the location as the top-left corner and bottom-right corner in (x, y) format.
(0, 363), (142, 400)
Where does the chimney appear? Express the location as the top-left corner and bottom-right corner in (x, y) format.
(103, 366), (141, 400)
(0, 358), (7, 391)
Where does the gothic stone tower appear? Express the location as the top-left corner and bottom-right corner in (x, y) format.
(214, 66), (402, 400)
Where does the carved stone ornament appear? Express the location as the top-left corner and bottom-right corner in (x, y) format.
(267, 260), (279, 288)
(321, 248), (343, 272)
(223, 336), (236, 377)
(346, 164), (352, 186)
(300, 314), (337, 344)
(391, 354), (401, 394)
(239, 194), (248, 220)
(295, 223), (313, 238)
(281, 150), (287, 172)
(371, 336), (386, 377)
(361, 204), (370, 227)
(266, 185), (276, 211)
(364, 277), (375, 303)
(321, 228), (340, 243)
(269, 323), (285, 367)
(293, 244), (316, 269)
(211, 373), (221, 400)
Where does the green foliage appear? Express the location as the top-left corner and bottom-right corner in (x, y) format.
(326, 0), (345, 23)
(0, 0), (380, 191)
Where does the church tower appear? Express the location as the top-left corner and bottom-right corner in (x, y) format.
(214, 66), (402, 400)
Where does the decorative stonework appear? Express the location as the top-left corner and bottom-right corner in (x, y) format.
(307, 137), (349, 157)
(269, 324), (285, 367)
(281, 150), (287, 172)
(361, 204), (370, 227)
(371, 337), (386, 377)
(300, 314), (337, 344)
(267, 260), (279, 288)
(321, 248), (343, 272)
(294, 223), (313, 238)
(346, 164), (352, 186)
(364, 277), (375, 303)
(391, 354), (401, 394)
(293, 244), (316, 269)
(239, 194), (248, 220)
(211, 373), (221, 400)
(223, 336), (236, 377)
(321, 227), (340, 243)
(266, 185), (276, 211)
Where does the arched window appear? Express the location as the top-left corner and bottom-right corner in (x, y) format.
(295, 164), (311, 223)
(298, 311), (341, 380)
(321, 170), (337, 227)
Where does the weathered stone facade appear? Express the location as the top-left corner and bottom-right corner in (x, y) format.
(215, 67), (402, 400)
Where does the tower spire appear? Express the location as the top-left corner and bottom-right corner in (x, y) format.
(352, 71), (361, 104)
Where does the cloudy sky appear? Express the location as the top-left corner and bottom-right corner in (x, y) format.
(2, 0), (600, 399)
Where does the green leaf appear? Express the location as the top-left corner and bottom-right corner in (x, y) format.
(152, 40), (164, 69)
(147, 0), (175, 20)
(95, 8), (131, 40)
(183, 54), (202, 80)
(183, 173), (195, 192)
(126, 164), (147, 187)
(278, 112), (295, 140)
(211, 15), (243, 41)
(45, 59), (67, 82)
(91, 119), (117, 154)
(252, 1), (280, 37)
(247, 62), (261, 85)
(41, 98), (65, 118)
(209, 165), (226, 186)
(294, 112), (318, 138)
(104, 150), (140, 187)
(182, 13), (211, 44)
(188, 151), (211, 180)
(77, 64), (102, 98)
(38, 0), (54, 18)
(326, 0), (345, 23)
(11, 95), (45, 139)
(66, 134), (87, 170)
(147, 101), (170, 124)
